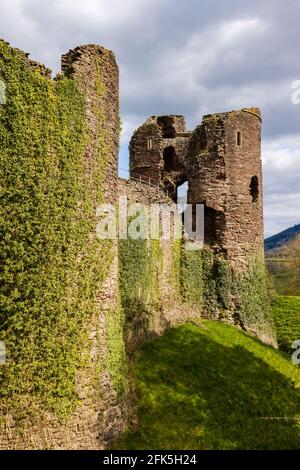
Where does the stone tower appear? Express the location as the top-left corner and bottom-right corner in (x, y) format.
(129, 115), (191, 201)
(129, 108), (264, 269)
(62, 45), (119, 204)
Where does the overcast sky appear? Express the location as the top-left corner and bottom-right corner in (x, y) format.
(0, 0), (299, 237)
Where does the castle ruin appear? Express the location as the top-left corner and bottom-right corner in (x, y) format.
(130, 110), (264, 268)
(0, 39), (272, 450)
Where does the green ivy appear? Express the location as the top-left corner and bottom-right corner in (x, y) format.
(118, 221), (165, 347)
(233, 255), (276, 342)
(180, 246), (203, 308)
(105, 304), (128, 397)
(0, 40), (114, 419)
(179, 246), (273, 340)
(214, 257), (231, 310)
(180, 245), (230, 314)
(199, 247), (219, 313)
(169, 239), (181, 296)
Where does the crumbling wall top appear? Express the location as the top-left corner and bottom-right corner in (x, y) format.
(203, 107), (262, 123)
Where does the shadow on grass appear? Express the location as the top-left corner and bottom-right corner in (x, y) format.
(114, 324), (300, 450)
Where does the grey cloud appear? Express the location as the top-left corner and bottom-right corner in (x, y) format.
(0, 0), (299, 236)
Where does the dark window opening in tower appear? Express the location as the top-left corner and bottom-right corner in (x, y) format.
(163, 146), (176, 172)
(157, 116), (176, 138)
(237, 131), (242, 146)
(250, 175), (259, 202)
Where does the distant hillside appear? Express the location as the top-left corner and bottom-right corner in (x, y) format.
(265, 224), (300, 252)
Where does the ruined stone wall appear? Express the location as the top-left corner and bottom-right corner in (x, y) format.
(62, 44), (119, 204)
(129, 109), (274, 344)
(187, 115), (228, 249)
(0, 41), (127, 450)
(118, 178), (180, 350)
(129, 122), (163, 186)
(130, 115), (191, 200)
(131, 109), (264, 271)
(61, 46), (127, 447)
(117, 178), (206, 351)
(223, 109), (264, 266)
(187, 108), (263, 268)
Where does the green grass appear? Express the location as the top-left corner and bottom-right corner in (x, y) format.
(272, 296), (300, 354)
(113, 321), (300, 450)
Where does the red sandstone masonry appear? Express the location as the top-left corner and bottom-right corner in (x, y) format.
(60, 45), (126, 448)
(130, 109), (264, 270)
(130, 115), (191, 201)
(61, 44), (119, 204)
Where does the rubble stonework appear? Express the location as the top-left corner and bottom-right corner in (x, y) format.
(130, 115), (191, 201)
(62, 44), (120, 203)
(130, 109), (264, 269)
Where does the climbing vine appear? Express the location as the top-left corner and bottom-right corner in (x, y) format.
(105, 303), (128, 397)
(233, 254), (276, 342)
(118, 215), (165, 350)
(0, 40), (114, 419)
(179, 244), (231, 315)
(179, 245), (273, 341)
(180, 246), (203, 309)
(169, 239), (181, 296)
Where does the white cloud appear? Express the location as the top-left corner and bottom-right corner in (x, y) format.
(158, 18), (269, 87)
(26, 0), (158, 30)
(225, 79), (291, 109)
(120, 113), (141, 145)
(263, 135), (300, 237)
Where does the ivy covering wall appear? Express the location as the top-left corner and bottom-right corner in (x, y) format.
(180, 245), (275, 341)
(180, 246), (231, 314)
(233, 255), (276, 343)
(0, 40), (276, 434)
(119, 232), (276, 348)
(118, 235), (163, 351)
(0, 41), (116, 420)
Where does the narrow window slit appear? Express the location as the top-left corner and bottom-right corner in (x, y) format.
(250, 176), (259, 202)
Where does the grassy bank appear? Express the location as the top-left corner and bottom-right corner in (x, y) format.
(114, 321), (300, 450)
